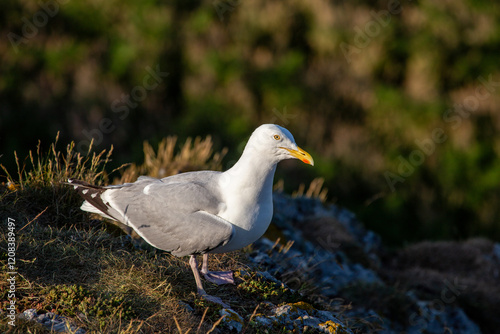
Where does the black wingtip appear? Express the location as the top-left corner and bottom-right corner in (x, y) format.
(65, 178), (103, 189)
(68, 179), (118, 220)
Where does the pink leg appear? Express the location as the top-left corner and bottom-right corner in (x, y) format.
(201, 253), (234, 285)
(189, 255), (230, 308)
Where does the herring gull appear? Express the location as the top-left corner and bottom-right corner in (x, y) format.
(68, 124), (314, 307)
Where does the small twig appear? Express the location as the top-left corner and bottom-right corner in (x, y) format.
(196, 307), (209, 334)
(268, 237), (281, 255)
(174, 315), (191, 334)
(207, 314), (226, 334)
(173, 316), (182, 333)
(241, 304), (260, 334)
(19, 206), (48, 232)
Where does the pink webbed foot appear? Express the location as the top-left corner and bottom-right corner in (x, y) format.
(201, 253), (234, 285)
(203, 271), (235, 285)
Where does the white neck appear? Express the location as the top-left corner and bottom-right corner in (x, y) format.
(214, 146), (278, 252)
(220, 145), (278, 200)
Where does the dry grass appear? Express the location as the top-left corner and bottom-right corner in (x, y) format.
(117, 136), (227, 183)
(292, 177), (328, 202)
(1, 132), (112, 189)
(0, 133), (114, 231)
(0, 221), (226, 333)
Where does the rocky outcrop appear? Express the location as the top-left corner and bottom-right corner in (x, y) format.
(18, 309), (85, 334)
(241, 192), (490, 333)
(252, 301), (352, 333)
(219, 298), (353, 333)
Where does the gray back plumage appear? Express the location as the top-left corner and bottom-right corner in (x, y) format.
(71, 172), (234, 256)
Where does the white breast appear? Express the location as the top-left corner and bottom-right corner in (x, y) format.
(210, 153), (277, 254)
(211, 184), (274, 253)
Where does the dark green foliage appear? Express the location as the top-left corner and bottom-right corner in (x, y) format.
(38, 284), (135, 320)
(236, 271), (295, 302)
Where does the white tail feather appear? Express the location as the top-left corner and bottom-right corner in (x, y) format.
(81, 200), (117, 221)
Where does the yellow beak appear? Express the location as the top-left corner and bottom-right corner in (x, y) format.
(281, 146), (314, 166)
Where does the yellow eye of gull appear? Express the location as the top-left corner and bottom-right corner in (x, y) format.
(273, 135), (281, 140)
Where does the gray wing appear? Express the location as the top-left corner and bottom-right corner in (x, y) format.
(107, 177), (233, 256)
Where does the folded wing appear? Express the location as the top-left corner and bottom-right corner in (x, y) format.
(74, 176), (234, 257)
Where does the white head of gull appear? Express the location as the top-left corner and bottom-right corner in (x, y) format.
(68, 124), (314, 308)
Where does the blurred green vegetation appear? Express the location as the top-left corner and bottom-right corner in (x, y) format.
(1, 0), (500, 246)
